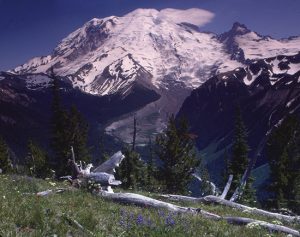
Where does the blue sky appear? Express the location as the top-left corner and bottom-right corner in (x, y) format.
(0, 0), (299, 70)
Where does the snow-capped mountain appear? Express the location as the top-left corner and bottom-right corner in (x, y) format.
(10, 9), (243, 95)
(219, 22), (300, 63)
(2, 8), (300, 144)
(177, 52), (300, 182)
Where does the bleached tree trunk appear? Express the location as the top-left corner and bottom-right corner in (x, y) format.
(68, 147), (122, 188)
(161, 194), (300, 224)
(98, 191), (221, 219)
(98, 191), (299, 236)
(219, 174), (233, 199)
(224, 217), (300, 236)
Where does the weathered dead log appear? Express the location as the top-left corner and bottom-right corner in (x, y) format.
(99, 191), (300, 236)
(68, 148), (123, 189)
(93, 151), (125, 174)
(160, 194), (201, 203)
(98, 191), (221, 220)
(219, 174), (233, 199)
(86, 172), (121, 186)
(161, 194), (300, 224)
(225, 217), (300, 237)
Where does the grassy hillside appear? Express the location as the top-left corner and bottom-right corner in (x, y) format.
(0, 174), (298, 237)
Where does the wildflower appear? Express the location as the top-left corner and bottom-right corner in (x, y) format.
(158, 210), (165, 217)
(3, 195), (5, 199)
(49, 182), (56, 186)
(136, 214), (144, 225)
(165, 215), (175, 227)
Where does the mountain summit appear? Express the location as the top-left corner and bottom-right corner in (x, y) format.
(2, 9), (300, 144)
(10, 8), (240, 95)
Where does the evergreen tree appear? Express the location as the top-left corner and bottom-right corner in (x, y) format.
(155, 115), (199, 194)
(195, 158), (212, 196)
(266, 115), (299, 210)
(228, 106), (256, 203)
(50, 72), (69, 176)
(25, 140), (50, 178)
(145, 138), (158, 191)
(116, 117), (145, 190)
(50, 71), (90, 177)
(117, 146), (144, 189)
(222, 148), (230, 187)
(98, 134), (110, 165)
(240, 175), (257, 206)
(228, 107), (249, 188)
(288, 127), (300, 214)
(0, 136), (12, 173)
(67, 105), (90, 164)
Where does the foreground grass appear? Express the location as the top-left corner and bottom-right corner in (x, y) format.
(0, 175), (298, 236)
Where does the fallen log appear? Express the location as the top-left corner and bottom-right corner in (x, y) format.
(68, 147), (123, 191)
(161, 194), (300, 224)
(98, 191), (221, 220)
(99, 191), (300, 236)
(225, 217), (300, 237)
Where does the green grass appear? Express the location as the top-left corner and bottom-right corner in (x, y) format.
(0, 174), (298, 237)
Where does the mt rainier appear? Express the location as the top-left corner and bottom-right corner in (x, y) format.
(1, 8), (300, 145)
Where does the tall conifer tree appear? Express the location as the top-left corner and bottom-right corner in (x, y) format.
(155, 115), (199, 194)
(228, 106), (256, 204)
(50, 71), (90, 176)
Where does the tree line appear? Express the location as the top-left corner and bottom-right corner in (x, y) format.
(0, 74), (299, 214)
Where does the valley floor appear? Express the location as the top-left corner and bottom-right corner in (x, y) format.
(0, 175), (298, 237)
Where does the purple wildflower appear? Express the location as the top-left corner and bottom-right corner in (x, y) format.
(158, 210), (165, 217)
(165, 215), (176, 227)
(136, 214), (144, 225)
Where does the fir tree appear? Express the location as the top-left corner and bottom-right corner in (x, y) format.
(195, 158), (212, 196)
(116, 117), (145, 190)
(117, 146), (144, 189)
(228, 106), (256, 204)
(0, 136), (12, 173)
(25, 140), (50, 178)
(145, 138), (158, 191)
(222, 148), (230, 187)
(266, 115), (299, 209)
(50, 71), (90, 177)
(229, 107), (249, 188)
(155, 115), (199, 194)
(66, 105), (90, 164)
(288, 129), (300, 214)
(49, 71), (69, 176)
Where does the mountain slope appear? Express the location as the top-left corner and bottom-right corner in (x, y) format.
(10, 9), (241, 93)
(219, 22), (300, 63)
(177, 52), (300, 182)
(1, 8), (300, 147)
